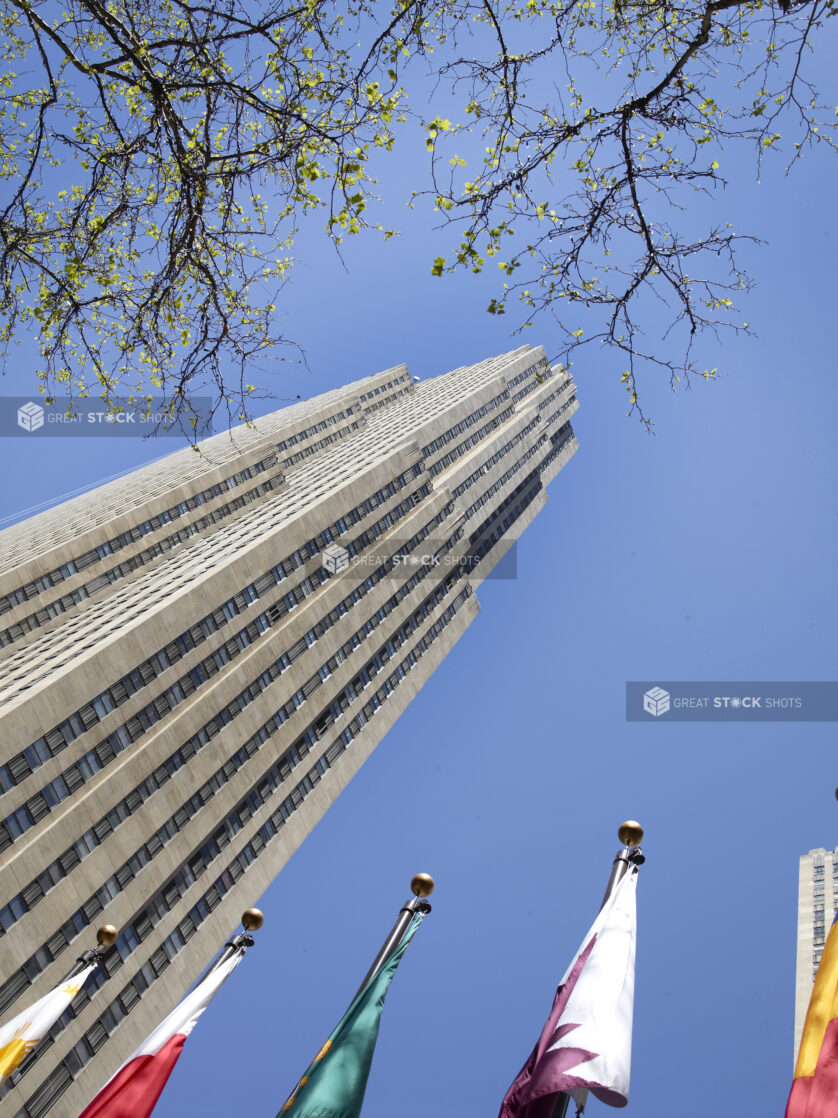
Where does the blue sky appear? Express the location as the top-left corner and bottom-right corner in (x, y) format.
(1, 29), (837, 1118)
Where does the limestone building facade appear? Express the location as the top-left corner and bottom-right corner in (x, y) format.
(0, 345), (578, 1115)
(794, 847), (838, 1060)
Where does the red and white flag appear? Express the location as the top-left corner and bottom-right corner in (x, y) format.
(0, 963), (98, 1083)
(499, 868), (638, 1116)
(78, 948), (244, 1118)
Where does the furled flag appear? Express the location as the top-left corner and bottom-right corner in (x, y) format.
(279, 912), (424, 1118)
(786, 911), (838, 1118)
(499, 867), (639, 1117)
(77, 947), (245, 1118)
(0, 963), (98, 1084)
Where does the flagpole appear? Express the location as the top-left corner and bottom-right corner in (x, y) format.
(195, 907), (264, 985)
(279, 876), (435, 1113)
(62, 923), (119, 981)
(549, 822), (645, 1118)
(599, 821), (645, 912)
(0, 925), (119, 1088)
(352, 874), (433, 999)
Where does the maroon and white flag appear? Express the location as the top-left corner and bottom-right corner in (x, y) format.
(77, 948), (244, 1118)
(499, 868), (638, 1116)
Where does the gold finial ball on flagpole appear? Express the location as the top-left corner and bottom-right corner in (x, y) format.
(96, 924), (118, 948)
(241, 908), (264, 932)
(410, 873), (434, 898)
(618, 821), (644, 847)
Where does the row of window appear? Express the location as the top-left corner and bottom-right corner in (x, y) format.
(420, 392), (510, 459)
(511, 371), (553, 405)
(548, 422), (575, 449)
(467, 443), (560, 563)
(0, 454), (279, 617)
(345, 484), (433, 563)
(361, 385), (414, 416)
(452, 414), (543, 501)
(358, 374), (411, 404)
(281, 418), (366, 467)
(0, 462), (427, 809)
(473, 488), (541, 563)
(462, 440), (545, 522)
(0, 502), (457, 938)
(536, 425), (576, 473)
(479, 469), (542, 537)
(506, 359), (549, 391)
(428, 407), (516, 479)
(274, 405), (359, 452)
(0, 471), (286, 650)
(536, 377), (573, 414)
(11, 583), (474, 1118)
(541, 395), (577, 432)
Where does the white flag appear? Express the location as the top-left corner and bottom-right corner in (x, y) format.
(0, 963), (98, 1083)
(499, 867), (638, 1116)
(546, 868), (638, 1106)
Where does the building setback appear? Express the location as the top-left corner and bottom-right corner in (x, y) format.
(0, 345), (578, 1116)
(794, 847), (838, 1060)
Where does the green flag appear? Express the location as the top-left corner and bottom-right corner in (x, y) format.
(279, 914), (424, 1118)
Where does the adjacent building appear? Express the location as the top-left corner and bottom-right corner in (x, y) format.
(794, 847), (838, 1060)
(0, 345), (578, 1116)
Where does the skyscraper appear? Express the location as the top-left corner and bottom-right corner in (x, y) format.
(0, 345), (578, 1116)
(794, 847), (838, 1059)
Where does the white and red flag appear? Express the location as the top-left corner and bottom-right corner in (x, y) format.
(499, 867), (638, 1116)
(78, 948), (244, 1118)
(0, 963), (98, 1083)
